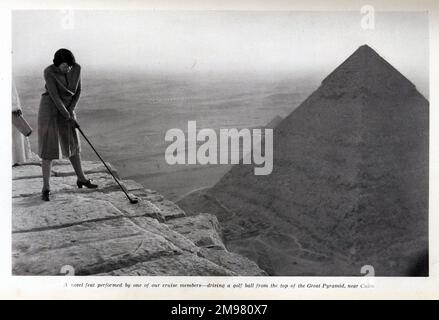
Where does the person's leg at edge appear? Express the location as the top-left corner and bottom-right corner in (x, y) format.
(69, 153), (87, 182)
(41, 159), (52, 201)
(70, 153), (98, 188)
(42, 159), (52, 192)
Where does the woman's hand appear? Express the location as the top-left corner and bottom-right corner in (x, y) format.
(12, 110), (23, 117)
(69, 117), (79, 129)
(69, 110), (77, 120)
(67, 111), (79, 128)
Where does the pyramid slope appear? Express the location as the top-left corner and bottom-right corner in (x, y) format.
(201, 45), (429, 276)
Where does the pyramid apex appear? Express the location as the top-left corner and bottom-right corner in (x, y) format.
(351, 44), (379, 57)
(320, 44), (416, 96)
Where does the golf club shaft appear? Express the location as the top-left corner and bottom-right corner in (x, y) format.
(76, 124), (134, 202)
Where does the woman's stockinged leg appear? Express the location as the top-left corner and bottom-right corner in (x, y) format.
(69, 153), (87, 182)
(42, 159), (52, 191)
(70, 153), (98, 189)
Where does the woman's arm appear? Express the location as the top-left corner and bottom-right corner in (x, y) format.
(69, 79), (81, 113)
(44, 69), (71, 119)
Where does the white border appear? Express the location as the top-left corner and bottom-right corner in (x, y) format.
(1, 0), (438, 300)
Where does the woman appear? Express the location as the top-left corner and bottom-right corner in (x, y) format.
(38, 48), (97, 201)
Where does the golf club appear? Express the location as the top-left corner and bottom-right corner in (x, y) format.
(74, 120), (139, 204)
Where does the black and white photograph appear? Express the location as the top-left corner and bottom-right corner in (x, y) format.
(10, 7), (430, 278)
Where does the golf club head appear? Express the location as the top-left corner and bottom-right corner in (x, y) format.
(129, 195), (139, 204)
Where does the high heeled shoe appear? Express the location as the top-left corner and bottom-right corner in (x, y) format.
(76, 179), (98, 189)
(41, 190), (50, 201)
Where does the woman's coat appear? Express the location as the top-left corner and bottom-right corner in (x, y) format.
(38, 63), (82, 160)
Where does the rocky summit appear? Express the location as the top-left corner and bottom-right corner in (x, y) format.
(12, 160), (266, 276)
(178, 45), (429, 276)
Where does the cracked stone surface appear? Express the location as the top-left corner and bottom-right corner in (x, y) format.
(12, 160), (266, 276)
(12, 165), (42, 180)
(166, 213), (226, 250)
(52, 161), (118, 177)
(97, 254), (236, 276)
(12, 161), (118, 180)
(12, 172), (144, 198)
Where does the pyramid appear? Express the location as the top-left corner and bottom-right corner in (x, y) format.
(179, 45), (429, 276)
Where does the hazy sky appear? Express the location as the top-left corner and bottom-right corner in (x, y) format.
(12, 10), (428, 87)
